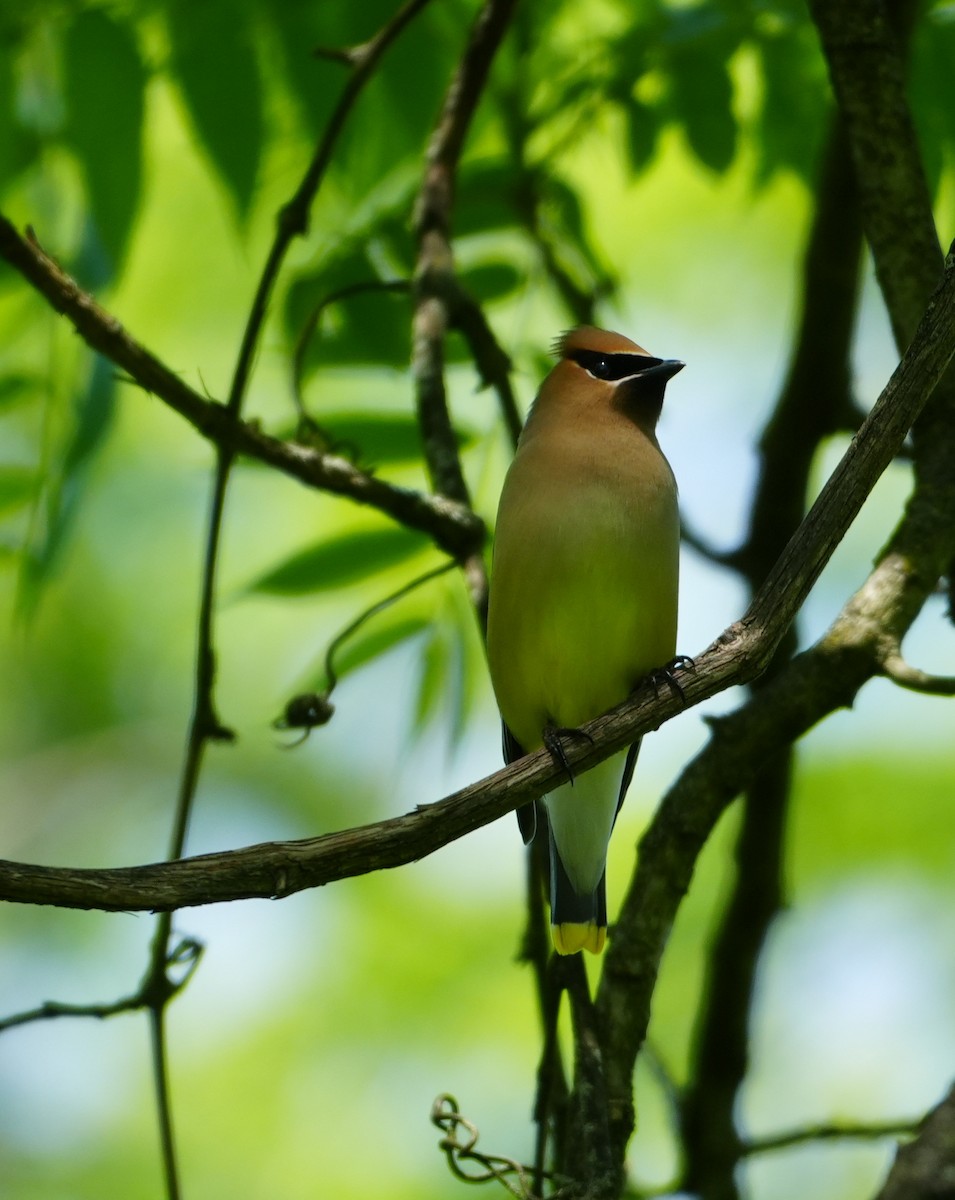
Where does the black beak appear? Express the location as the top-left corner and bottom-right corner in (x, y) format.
(639, 359), (684, 383)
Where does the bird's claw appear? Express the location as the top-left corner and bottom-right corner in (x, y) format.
(647, 654), (695, 702)
(543, 724), (595, 786)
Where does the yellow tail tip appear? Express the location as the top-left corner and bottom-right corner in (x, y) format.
(552, 922), (607, 956)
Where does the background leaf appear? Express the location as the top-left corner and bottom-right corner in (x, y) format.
(667, 45), (737, 174)
(0, 466), (36, 516)
(458, 261), (524, 304)
(317, 411), (476, 466)
(910, 8), (955, 200)
(250, 526), (433, 595)
(0, 374), (39, 413)
(754, 30), (828, 185)
(19, 353), (116, 612)
(166, 0), (264, 218)
(63, 9), (145, 273)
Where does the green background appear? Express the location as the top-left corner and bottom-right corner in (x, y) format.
(1, 1), (954, 1197)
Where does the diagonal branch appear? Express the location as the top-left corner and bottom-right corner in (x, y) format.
(679, 115), (865, 1198)
(0, 215), (484, 561)
(2, 244), (955, 918)
(871, 1083), (955, 1200)
(596, 0), (955, 1148)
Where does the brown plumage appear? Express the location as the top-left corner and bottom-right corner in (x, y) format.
(486, 326), (683, 954)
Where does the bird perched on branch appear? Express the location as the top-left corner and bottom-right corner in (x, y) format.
(486, 326), (683, 955)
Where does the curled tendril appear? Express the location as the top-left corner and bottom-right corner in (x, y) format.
(273, 692), (336, 746)
(292, 278), (410, 421)
(165, 937), (204, 991)
(431, 1094), (548, 1199)
(274, 561), (454, 747)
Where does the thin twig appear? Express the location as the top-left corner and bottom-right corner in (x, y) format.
(291, 278), (410, 419)
(136, 5), (437, 1193)
(880, 653), (955, 696)
(410, 0), (520, 621)
(562, 956), (619, 1196)
(0, 936), (202, 1035)
(229, 0), (435, 421)
(432, 1094), (544, 1198)
(445, 278), (522, 448)
(521, 837), (566, 1193)
(274, 560), (456, 741)
(0, 994), (141, 1033)
(150, 1007), (181, 1200)
(412, 0), (520, 503)
(741, 1118), (919, 1157)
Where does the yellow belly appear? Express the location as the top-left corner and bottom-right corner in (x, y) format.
(486, 467), (678, 751)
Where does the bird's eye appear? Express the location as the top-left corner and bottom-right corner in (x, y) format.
(567, 348), (659, 380)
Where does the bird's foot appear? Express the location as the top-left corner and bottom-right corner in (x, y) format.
(646, 654), (695, 703)
(542, 724), (594, 786)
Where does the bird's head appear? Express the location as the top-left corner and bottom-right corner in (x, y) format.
(551, 326), (684, 429)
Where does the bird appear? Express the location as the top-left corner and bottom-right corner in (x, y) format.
(486, 325), (683, 955)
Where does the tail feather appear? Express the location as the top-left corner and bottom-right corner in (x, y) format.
(549, 829), (607, 955)
(543, 751), (627, 954)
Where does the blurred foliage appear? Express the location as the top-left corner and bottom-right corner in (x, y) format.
(1, 1), (955, 1198)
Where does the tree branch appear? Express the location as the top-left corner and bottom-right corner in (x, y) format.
(409, 0), (520, 618)
(411, 0), (519, 503)
(0, 215), (484, 561)
(871, 1083), (955, 1200)
(596, 240), (955, 1161)
(742, 1118), (919, 1159)
(680, 114), (864, 1199)
(880, 652), (955, 696)
(806, 0), (939, 353)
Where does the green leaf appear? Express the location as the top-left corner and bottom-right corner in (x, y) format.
(543, 176), (586, 242)
(301, 288), (411, 371)
(18, 353), (116, 613)
(754, 32), (827, 185)
(668, 47), (737, 173)
(268, 0), (455, 207)
(456, 161), (521, 237)
(250, 526), (432, 595)
(166, 0), (264, 218)
(911, 11), (955, 199)
(0, 373), (39, 412)
(458, 261), (524, 304)
(318, 412), (425, 465)
(63, 9), (145, 272)
(65, 352), (116, 473)
(266, 0), (355, 134)
(414, 622), (449, 730)
(624, 98), (661, 174)
(0, 466), (36, 515)
(0, 49), (17, 185)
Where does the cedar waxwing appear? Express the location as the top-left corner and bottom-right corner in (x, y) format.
(486, 326), (683, 955)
